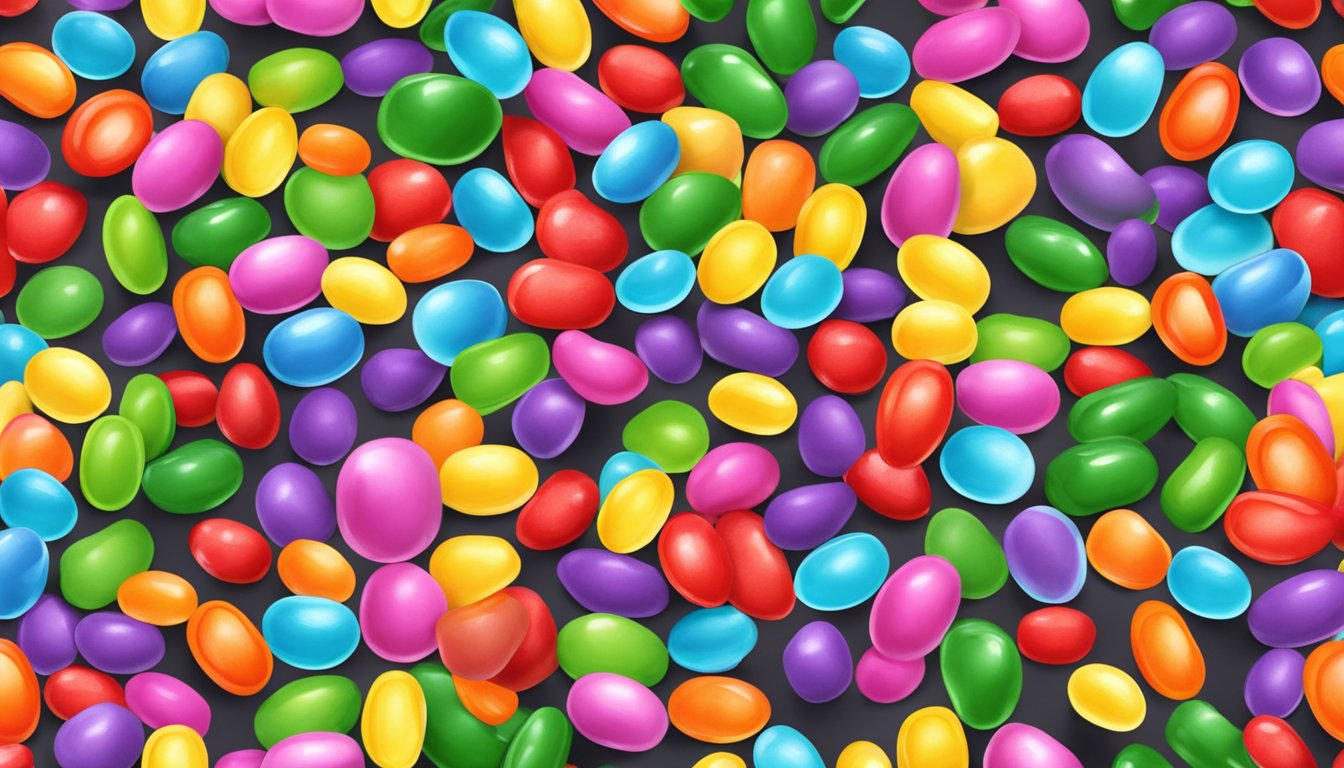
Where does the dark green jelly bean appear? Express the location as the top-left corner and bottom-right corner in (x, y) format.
(254, 675), (362, 749)
(171, 197), (272, 270)
(924, 508), (1007, 600)
(680, 0), (733, 20)
(141, 439), (244, 514)
(1169, 373), (1256, 447)
(940, 618), (1021, 731)
(970, 314), (1071, 371)
(15, 265), (104, 339)
(420, 0), (496, 50)
(1045, 437), (1159, 517)
(1004, 215), (1107, 293)
(411, 663), (520, 768)
(745, 0), (816, 75)
(1113, 744), (1173, 768)
(622, 400), (709, 474)
(1112, 0), (1184, 30)
(681, 44), (787, 139)
(1161, 437), (1245, 533)
(59, 519), (154, 610)
(1242, 322), (1322, 389)
(79, 415), (145, 512)
(450, 333), (551, 416)
(284, 168), (376, 251)
(502, 707), (573, 768)
(556, 614), (669, 686)
(820, 0), (865, 22)
(118, 373), (176, 460)
(378, 73), (502, 166)
(1067, 377), (1176, 443)
(819, 104), (918, 187)
(639, 172), (742, 255)
(1165, 700), (1255, 768)
(103, 195), (167, 295)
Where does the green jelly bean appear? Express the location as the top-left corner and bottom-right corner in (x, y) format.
(502, 707), (573, 768)
(556, 614), (669, 686)
(171, 197), (272, 270)
(118, 373), (176, 460)
(1169, 373), (1256, 447)
(970, 314), (1071, 371)
(681, 45), (788, 139)
(254, 675), (362, 749)
(1161, 437), (1245, 533)
(1111, 0), (1184, 29)
(419, 0), (495, 50)
(1067, 377), (1176, 443)
(1004, 215), (1107, 293)
(59, 519), (154, 609)
(450, 333), (551, 416)
(820, 0), (865, 23)
(680, 0), (733, 20)
(1164, 700), (1255, 768)
(745, 0), (816, 76)
(939, 618), (1021, 731)
(924, 508), (1008, 600)
(1113, 744), (1173, 768)
(639, 172), (742, 255)
(79, 415), (145, 512)
(283, 168), (375, 251)
(621, 400), (709, 474)
(378, 73), (502, 165)
(15, 266), (104, 339)
(818, 104), (918, 187)
(1045, 437), (1159, 517)
(411, 663), (519, 768)
(103, 195), (167, 295)
(1242, 322), (1322, 389)
(141, 439), (244, 514)
(248, 48), (344, 113)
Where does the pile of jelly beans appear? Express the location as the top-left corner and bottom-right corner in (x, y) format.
(3, 0), (1344, 765)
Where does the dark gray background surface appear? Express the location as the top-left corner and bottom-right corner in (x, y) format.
(3, 0), (1344, 765)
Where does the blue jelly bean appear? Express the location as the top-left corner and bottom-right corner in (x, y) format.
(1299, 295), (1344, 328)
(754, 725), (824, 768)
(412, 280), (507, 365)
(452, 168), (533, 253)
(939, 426), (1034, 505)
(1171, 204), (1274, 275)
(1167, 546), (1251, 619)
(1317, 311), (1344, 376)
(1211, 248), (1311, 337)
(51, 11), (135, 80)
(592, 121), (681, 204)
(761, 255), (844, 329)
(0, 324), (48, 383)
(0, 469), (78, 542)
(794, 532), (889, 611)
(667, 606), (758, 673)
(140, 31), (230, 115)
(1003, 505), (1085, 605)
(261, 595), (361, 670)
(1207, 140), (1295, 215)
(1082, 42), (1165, 137)
(443, 11), (531, 98)
(0, 527), (49, 620)
(598, 451), (659, 502)
(263, 308), (365, 388)
(833, 26), (909, 99)
(615, 250), (696, 314)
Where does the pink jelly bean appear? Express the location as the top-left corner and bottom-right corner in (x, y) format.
(881, 143), (959, 247)
(566, 673), (669, 752)
(999, 0), (1089, 63)
(123, 672), (212, 736)
(265, 0), (361, 34)
(524, 69), (633, 156)
(216, 751), (267, 768)
(208, 0), (271, 25)
(869, 555), (961, 660)
(955, 359), (1060, 434)
(552, 330), (649, 405)
(335, 438), (442, 563)
(918, 0), (988, 14)
(1268, 379), (1335, 456)
(854, 647), (925, 704)
(359, 563), (446, 663)
(983, 723), (1084, 768)
(228, 236), (329, 315)
(912, 7), (1020, 83)
(130, 120), (223, 213)
(686, 442), (781, 519)
(260, 733), (364, 768)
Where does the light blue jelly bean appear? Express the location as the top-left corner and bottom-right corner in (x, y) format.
(51, 11), (135, 80)
(592, 121), (681, 204)
(667, 606), (758, 673)
(0, 527), (49, 620)
(412, 280), (507, 365)
(1171, 204), (1274, 275)
(1207, 140), (1295, 215)
(598, 451), (659, 502)
(452, 168), (533, 253)
(0, 469), (78, 542)
(615, 250), (695, 314)
(794, 532), (889, 611)
(761, 255), (844, 329)
(1299, 295), (1344, 328)
(261, 596), (361, 670)
(1317, 310), (1344, 375)
(1167, 545), (1251, 620)
(833, 26), (909, 98)
(938, 426), (1034, 505)
(1003, 505), (1085, 605)
(0, 324), (48, 383)
(754, 725), (824, 768)
(140, 31), (230, 115)
(263, 308), (365, 388)
(1082, 42), (1165, 138)
(1211, 249), (1311, 337)
(444, 11), (531, 99)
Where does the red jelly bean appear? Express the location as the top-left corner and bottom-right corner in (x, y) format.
(436, 592), (529, 680)
(1062, 347), (1154, 397)
(597, 45), (686, 114)
(216, 363), (280, 450)
(501, 116), (575, 208)
(43, 664), (126, 720)
(1016, 607), (1096, 665)
(61, 90), (154, 178)
(843, 450), (931, 521)
(996, 74), (1082, 137)
(189, 518), (273, 584)
(658, 512), (733, 608)
(1253, 0), (1321, 28)
(6, 181), (87, 264)
(1224, 491), (1335, 565)
(0, 192), (11, 299)
(515, 469), (599, 550)
(535, 189), (628, 273)
(1273, 189), (1344, 298)
(806, 320), (888, 395)
(716, 510), (794, 621)
(0, 744), (33, 768)
(159, 370), (218, 428)
(506, 259), (615, 330)
(875, 360), (953, 468)
(489, 586), (559, 692)
(367, 159), (452, 242)
(0, 0), (37, 15)
(1243, 715), (1315, 768)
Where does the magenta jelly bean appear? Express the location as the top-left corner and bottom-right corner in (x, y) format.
(359, 348), (446, 413)
(686, 442), (781, 519)
(1148, 1), (1236, 70)
(568, 673), (668, 752)
(797, 395), (866, 478)
(340, 39), (435, 97)
(16, 594), (80, 675)
(912, 7), (1020, 82)
(1106, 219), (1158, 286)
(1245, 648), (1305, 718)
(288, 387), (358, 466)
(557, 548), (670, 618)
(255, 463), (336, 546)
(984, 723), (1083, 768)
(130, 120), (223, 213)
(833, 267), (907, 322)
(265, 0), (362, 36)
(955, 359), (1060, 434)
(1267, 380), (1334, 455)
(229, 236), (328, 315)
(261, 732), (364, 768)
(696, 301), (799, 377)
(1045, 134), (1157, 231)
(1000, 0), (1089, 63)
(634, 316), (703, 384)
(524, 68), (632, 156)
(881, 143), (959, 247)
(783, 621), (853, 703)
(1239, 37), (1321, 117)
(124, 672), (212, 735)
(1143, 165), (1211, 232)
(74, 612), (165, 674)
(553, 330), (649, 405)
(511, 378), (587, 459)
(869, 555), (961, 660)
(101, 302), (177, 367)
(335, 437), (442, 563)
(359, 562), (445, 663)
(764, 482), (858, 551)
(855, 647), (925, 704)
(918, 0), (987, 13)
(784, 60), (860, 137)
(217, 751), (267, 768)
(209, 0), (271, 25)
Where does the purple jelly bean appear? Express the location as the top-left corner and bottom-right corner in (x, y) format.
(1106, 219), (1157, 286)
(783, 621), (853, 703)
(635, 316), (703, 384)
(854, 647), (925, 704)
(1148, 2), (1236, 71)
(1245, 648), (1305, 718)
(17, 594), (80, 675)
(1046, 134), (1157, 231)
(101, 302), (177, 367)
(1247, 569), (1344, 648)
(1239, 37), (1321, 118)
(124, 672), (212, 735)
(68, 0), (133, 8)
(797, 395), (866, 478)
(53, 703), (145, 768)
(288, 387), (358, 466)
(832, 267), (906, 322)
(1296, 119), (1344, 194)
(556, 548), (670, 618)
(255, 462), (336, 546)
(360, 347), (446, 412)
(340, 38), (436, 97)
(1142, 165), (1211, 232)
(784, 60), (860, 137)
(1003, 505), (1085, 604)
(74, 612), (165, 674)
(511, 378), (586, 459)
(697, 301), (799, 376)
(0, 120), (52, 191)
(763, 482), (857, 551)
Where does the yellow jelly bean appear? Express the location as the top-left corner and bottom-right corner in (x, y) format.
(321, 257), (407, 325)
(429, 535), (521, 607)
(186, 73), (252, 144)
(953, 137), (1035, 235)
(662, 107), (744, 180)
(23, 348), (110, 424)
(439, 444), (538, 515)
(896, 706), (967, 768)
(707, 372), (797, 435)
(371, 0), (432, 27)
(910, 80), (998, 150)
(891, 300), (977, 364)
(693, 754), (747, 768)
(0, 43), (76, 119)
(837, 740), (892, 768)
(698, 223), (777, 305)
(794, 183), (865, 269)
(1067, 663), (1146, 732)
(142, 725), (208, 768)
(1060, 287), (1152, 346)
(514, 0), (592, 71)
(223, 108), (299, 198)
(1294, 365), (1325, 385)
(597, 468), (674, 553)
(0, 381), (33, 434)
(276, 540), (357, 602)
(141, 0), (205, 39)
(1312, 373), (1344, 458)
(896, 235), (990, 313)
(363, 670), (427, 768)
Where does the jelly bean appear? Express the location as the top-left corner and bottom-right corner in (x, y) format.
(278, 540), (353, 600)
(411, 281), (505, 367)
(491, 586), (560, 692)
(51, 11), (134, 80)
(614, 251), (695, 315)
(221, 108), (297, 199)
(708, 372), (797, 435)
(1148, 2), (1235, 70)
(892, 300), (977, 364)
(0, 381), (30, 434)
(1276, 191), (1344, 300)
(912, 8), (1019, 83)
(501, 706), (572, 767)
(1248, 570), (1344, 648)
(288, 388), (356, 466)
(261, 732), (364, 768)
(1003, 505), (1085, 603)
(429, 535), (521, 608)
(60, 519), (153, 612)
(362, 671), (427, 768)
(335, 438), (440, 562)
(1212, 248), (1311, 338)
(508, 379), (584, 459)
(131, 121), (222, 215)
(1060, 287), (1152, 345)
(74, 612), (165, 674)
(837, 742), (891, 768)
(806, 320), (886, 395)
(1005, 216), (1107, 295)
(923, 507), (1007, 600)
(794, 533), (888, 611)
(0, 467), (75, 540)
(298, 124), (370, 176)
(1045, 134), (1157, 231)
(1016, 606), (1095, 665)
(24, 346), (111, 425)
(262, 595), (360, 670)
(215, 362), (280, 449)
(140, 439), (241, 514)
(498, 120), (574, 211)
(342, 38), (435, 97)
(763, 483), (856, 553)
(263, 308), (364, 387)
(172, 197), (271, 271)
(566, 673), (667, 752)
(1140, 167), (1206, 235)
(745, 0), (815, 75)
(76, 415), (142, 512)
(117, 571), (197, 626)
(940, 619), (1022, 730)
(1226, 489), (1334, 566)
(593, 122), (679, 204)
(322, 258), (407, 326)
(1246, 414), (1336, 504)
(875, 360), (952, 469)
(1156, 64), (1241, 165)
(1165, 546), (1251, 620)
(1083, 42), (1164, 136)
(955, 359), (1058, 434)
(1165, 700), (1255, 768)
(596, 468), (673, 553)
(869, 555), (959, 660)
(228, 235), (326, 316)
(0, 639), (39, 745)
(742, 140), (815, 232)
(941, 426), (1034, 505)
(1245, 648), (1305, 718)
(1327, 43), (1344, 105)
(618, 400), (707, 474)
(698, 304), (798, 381)
(451, 168), (533, 252)
(833, 26), (908, 98)
(657, 513), (732, 607)
(718, 511), (794, 620)
(535, 190), (627, 273)
(173, 267), (245, 365)
(1001, 0), (1088, 62)
(953, 137), (1035, 236)
(512, 0), (589, 69)
(524, 69), (630, 157)
(760, 256), (842, 327)
(1069, 377), (1176, 442)
(375, 73), (501, 167)
(680, 44), (787, 139)
(781, 621), (852, 703)
(7, 184), (85, 269)
(1242, 716), (1313, 768)
(1268, 380), (1333, 453)
(890, 708), (964, 767)
(1160, 436), (1243, 533)
(263, 0), (361, 34)
(1239, 37), (1319, 118)
(1130, 600), (1204, 700)
(554, 330), (649, 406)
(643, 175), (742, 256)
(141, 725), (208, 768)
(442, 11), (530, 99)
(1207, 140), (1294, 215)
(1149, 272), (1225, 366)
(53, 704), (143, 768)
(508, 260), (615, 331)
(124, 673), (209, 738)
(783, 60), (859, 137)
(1104, 220), (1154, 287)
(15, 266), (102, 339)
(880, 144), (957, 249)
(183, 72), (250, 145)
(668, 607), (756, 673)
(1045, 437), (1158, 517)
(44, 664), (126, 721)
(450, 333), (551, 415)
(558, 613), (668, 685)
(188, 518), (271, 585)
(140, 32), (229, 115)
(253, 675), (360, 748)
(0, 42), (76, 118)
(0, 412), (71, 480)
(101, 200), (168, 298)
(986, 724), (1083, 768)
(753, 726), (823, 768)
(283, 169), (375, 251)
(0, 120), (50, 190)
(658, 107), (743, 182)
(387, 224), (474, 284)
(439, 444), (539, 515)
(788, 397), (862, 479)
(1068, 664), (1146, 731)
(997, 75), (1081, 139)
(515, 469), (598, 551)
(600, 45), (685, 113)
(898, 236), (989, 313)
(1297, 119), (1344, 194)
(364, 160), (451, 245)
(0, 527), (46, 619)
(16, 595), (77, 674)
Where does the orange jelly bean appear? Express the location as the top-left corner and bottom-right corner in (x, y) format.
(453, 675), (520, 725)
(1246, 414), (1337, 506)
(186, 600), (273, 696)
(173, 267), (246, 364)
(297, 124), (372, 176)
(1150, 272), (1227, 366)
(1306, 640), (1344, 740)
(591, 0), (688, 42)
(412, 398), (486, 468)
(387, 224), (475, 284)
(0, 412), (74, 481)
(0, 42), (76, 118)
(1130, 600), (1205, 701)
(1085, 509), (1172, 590)
(117, 570), (199, 626)
(668, 676), (771, 744)
(1158, 62), (1240, 162)
(1325, 45), (1344, 107)
(276, 539), (357, 601)
(0, 639), (39, 744)
(741, 140), (816, 232)
(61, 90), (155, 178)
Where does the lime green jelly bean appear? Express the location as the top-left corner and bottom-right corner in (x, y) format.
(141, 439), (244, 514)
(254, 675), (362, 749)
(622, 400), (710, 474)
(745, 0), (816, 76)
(171, 197), (272, 270)
(15, 266), (104, 339)
(103, 195), (167, 295)
(557, 613), (669, 686)
(60, 519), (154, 610)
(79, 415), (145, 512)
(1004, 215), (1108, 293)
(450, 333), (551, 416)
(681, 44), (787, 139)
(1067, 377), (1176, 443)
(924, 508), (1008, 600)
(1045, 437), (1159, 517)
(1164, 700), (1255, 768)
(970, 314), (1071, 371)
(1161, 437), (1245, 533)
(283, 168), (376, 251)
(248, 48), (344, 113)
(819, 104), (918, 187)
(640, 172), (742, 256)
(1169, 373), (1256, 446)
(1242, 322), (1322, 389)
(940, 618), (1022, 731)
(502, 707), (573, 768)
(119, 373), (176, 460)
(378, 73), (502, 166)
